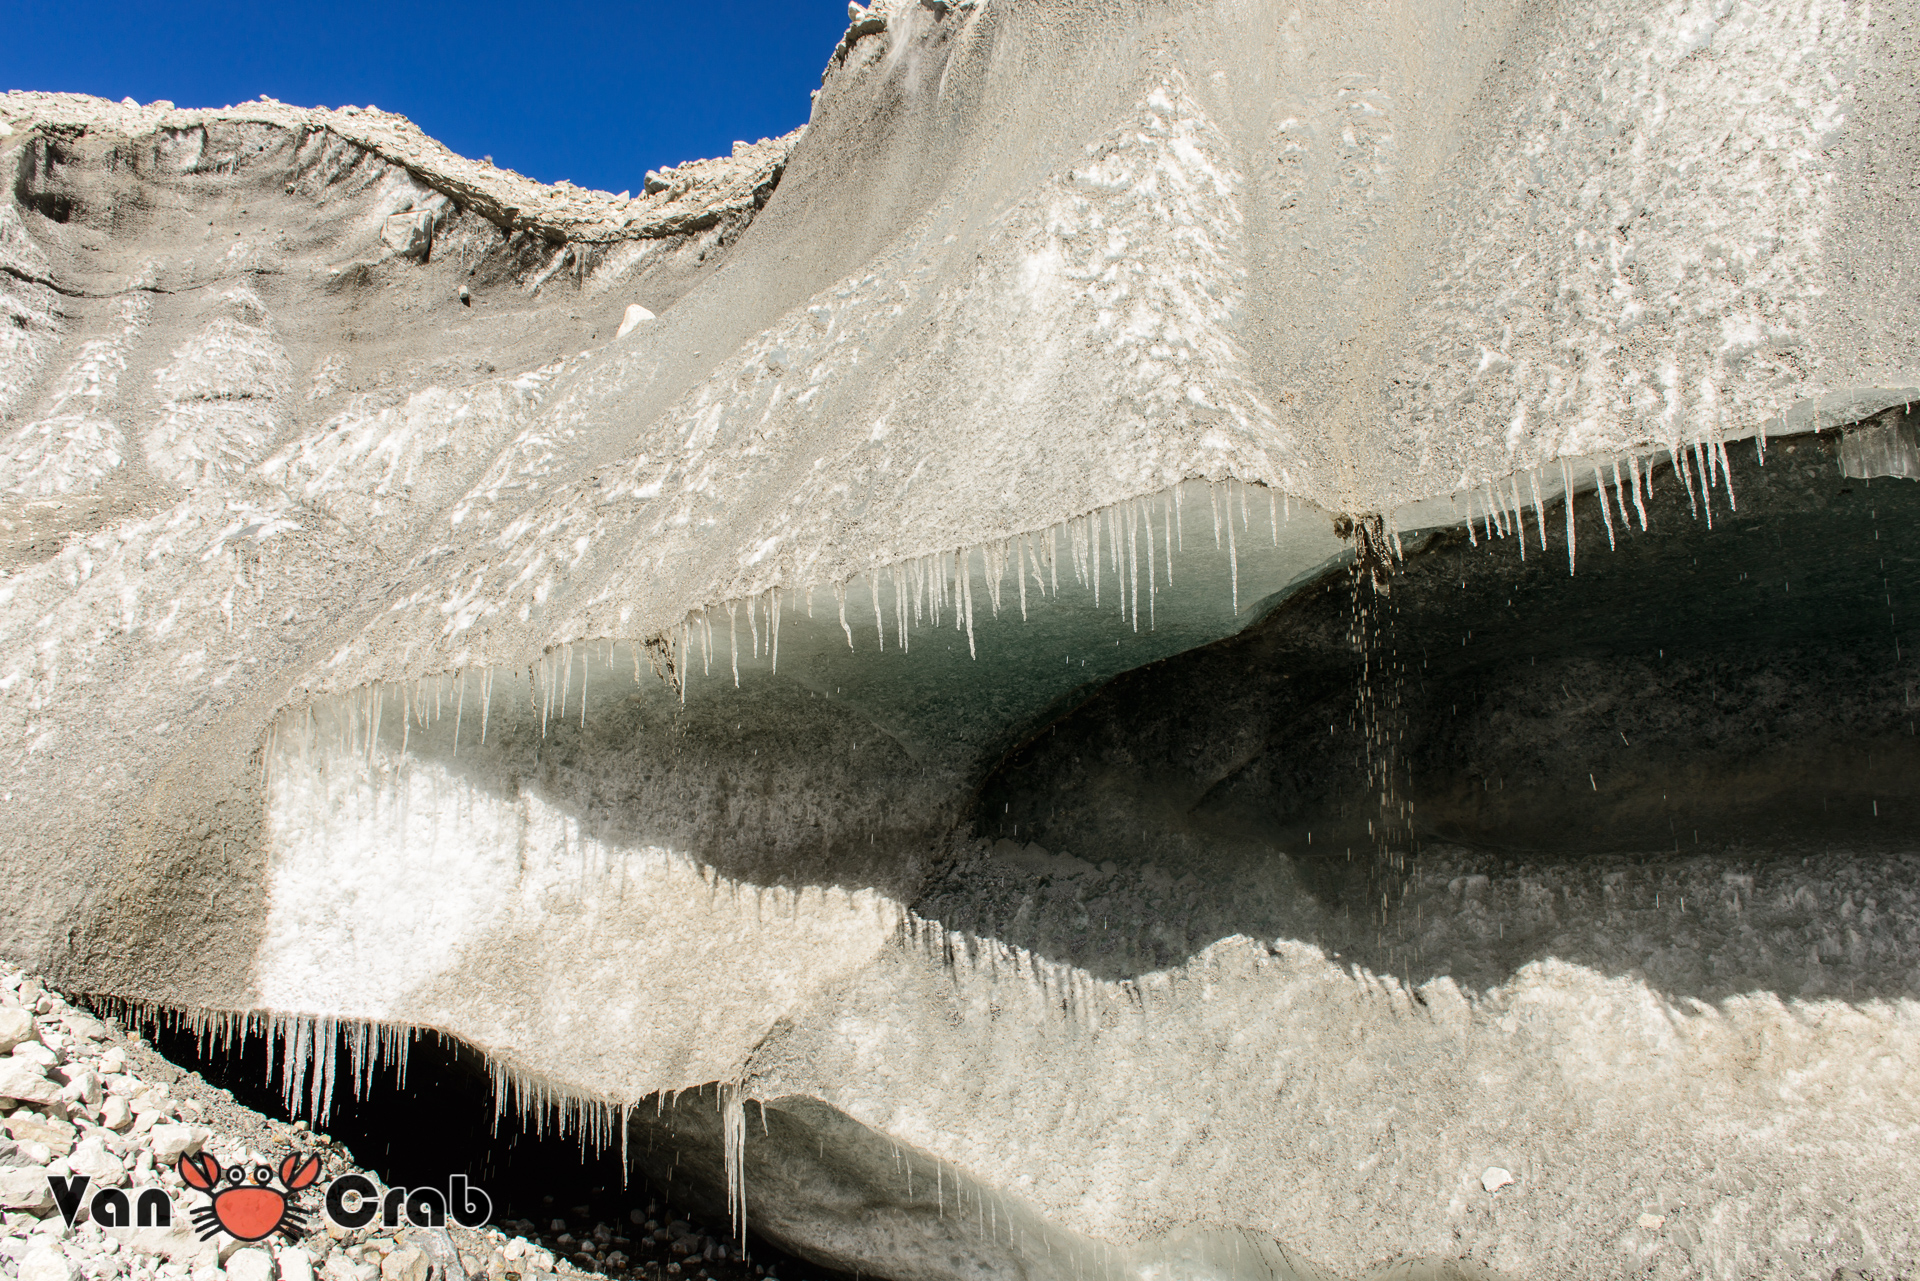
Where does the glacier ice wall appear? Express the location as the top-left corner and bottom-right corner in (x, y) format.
(4, 0), (1920, 1276)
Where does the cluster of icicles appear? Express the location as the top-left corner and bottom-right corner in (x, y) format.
(273, 447), (1748, 760)
(94, 997), (636, 1157)
(273, 477), (1313, 756)
(1459, 438), (1738, 571)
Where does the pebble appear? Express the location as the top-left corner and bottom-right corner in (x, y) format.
(1481, 1166), (1515, 1193)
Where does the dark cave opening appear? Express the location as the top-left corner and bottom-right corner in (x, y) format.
(128, 1018), (856, 1281)
(932, 423), (1920, 996)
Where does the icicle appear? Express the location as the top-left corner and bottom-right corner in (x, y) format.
(770, 589), (781, 673)
(1090, 514), (1100, 608)
(1717, 437), (1737, 511)
(1676, 442), (1700, 519)
(454, 671), (465, 756)
(702, 611), (713, 676)
(480, 668), (492, 744)
(1127, 503), (1139, 632)
(984, 540), (1004, 618)
(1560, 457), (1577, 574)
(1627, 454), (1650, 529)
(1510, 474), (1527, 560)
(894, 564), (910, 652)
(1594, 462), (1617, 550)
(1226, 497), (1238, 614)
(581, 645), (589, 728)
(729, 601), (740, 687)
(869, 575), (885, 649)
(722, 1085), (747, 1247)
(962, 549), (976, 659)
(1210, 482), (1221, 549)
(835, 582), (853, 650)
(1529, 469), (1548, 550)
(1145, 500), (1157, 629)
(748, 593), (761, 659)
(1016, 538), (1028, 621)
(1610, 460), (1632, 530)
(1704, 443), (1720, 530)
(1464, 489), (1478, 547)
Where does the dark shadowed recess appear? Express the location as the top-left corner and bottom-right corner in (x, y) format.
(934, 420), (1920, 998)
(134, 1021), (855, 1281)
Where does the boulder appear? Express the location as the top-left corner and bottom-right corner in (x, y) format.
(147, 1123), (212, 1163)
(0, 1164), (54, 1212)
(0, 1006), (37, 1054)
(1, 1113), (75, 1156)
(0, 1057), (58, 1106)
(67, 1135), (127, 1187)
(225, 1247), (277, 1281)
(17, 1246), (79, 1281)
(379, 1246), (429, 1281)
(380, 211), (434, 261)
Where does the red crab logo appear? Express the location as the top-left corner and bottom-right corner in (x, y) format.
(178, 1152), (321, 1241)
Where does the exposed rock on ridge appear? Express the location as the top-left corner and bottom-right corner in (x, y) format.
(0, 93), (801, 245)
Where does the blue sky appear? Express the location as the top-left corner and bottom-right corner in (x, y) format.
(2, 0), (848, 193)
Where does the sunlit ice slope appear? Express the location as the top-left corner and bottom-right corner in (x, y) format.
(5, 0), (1920, 1278)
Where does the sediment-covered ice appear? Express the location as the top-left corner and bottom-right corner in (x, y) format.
(3, 0), (1920, 1275)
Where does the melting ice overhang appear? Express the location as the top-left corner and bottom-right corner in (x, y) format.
(280, 385), (1920, 787)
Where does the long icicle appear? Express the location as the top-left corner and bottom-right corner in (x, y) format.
(1561, 457), (1578, 574)
(1510, 473), (1528, 560)
(1594, 461), (1618, 550)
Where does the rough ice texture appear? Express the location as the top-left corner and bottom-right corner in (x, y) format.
(1, 0), (1919, 1277)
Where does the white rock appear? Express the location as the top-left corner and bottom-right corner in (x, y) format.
(11, 1041), (59, 1070)
(277, 1246), (315, 1281)
(616, 304), (657, 339)
(0, 1058), (60, 1106)
(0, 1165), (55, 1212)
(1481, 1166), (1515, 1193)
(56, 1067), (102, 1110)
(18, 1245), (80, 1281)
(61, 1016), (109, 1044)
(225, 1248), (277, 1281)
(614, 303), (660, 338)
(146, 1125), (211, 1164)
(380, 212), (434, 260)
(100, 1097), (132, 1131)
(0, 1006), (37, 1053)
(321, 1256), (376, 1281)
(68, 1137), (127, 1187)
(1638, 1212), (1666, 1230)
(379, 1247), (428, 1281)
(126, 1226), (218, 1269)
(97, 1050), (126, 1075)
